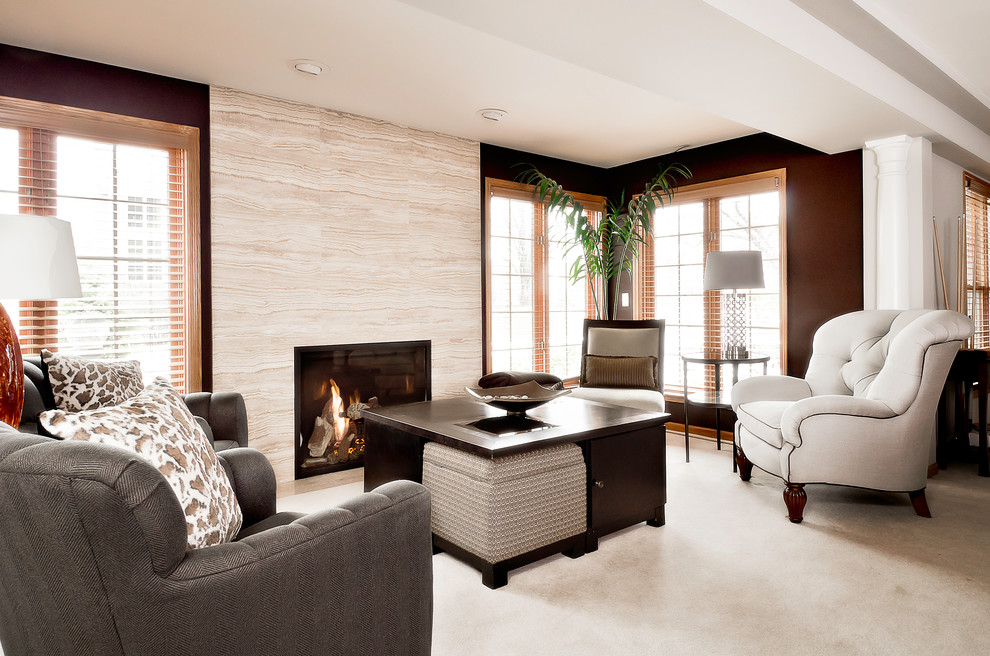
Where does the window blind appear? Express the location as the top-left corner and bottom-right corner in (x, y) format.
(640, 170), (785, 394)
(0, 96), (200, 391)
(485, 178), (603, 380)
(965, 172), (990, 349)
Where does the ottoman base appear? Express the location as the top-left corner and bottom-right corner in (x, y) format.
(423, 441), (587, 588)
(433, 532), (585, 589)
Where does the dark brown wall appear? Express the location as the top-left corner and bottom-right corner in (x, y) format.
(0, 44), (214, 388)
(480, 144), (610, 197)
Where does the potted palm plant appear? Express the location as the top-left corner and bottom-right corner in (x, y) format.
(516, 162), (690, 320)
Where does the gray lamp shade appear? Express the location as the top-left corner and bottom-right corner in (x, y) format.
(0, 214), (82, 299)
(703, 250), (765, 291)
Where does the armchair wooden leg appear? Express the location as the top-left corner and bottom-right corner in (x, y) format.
(736, 449), (753, 481)
(783, 483), (807, 523)
(909, 489), (932, 518)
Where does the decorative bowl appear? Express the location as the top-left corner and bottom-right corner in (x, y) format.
(465, 380), (571, 414)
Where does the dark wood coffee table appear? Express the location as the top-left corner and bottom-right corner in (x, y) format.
(363, 395), (669, 554)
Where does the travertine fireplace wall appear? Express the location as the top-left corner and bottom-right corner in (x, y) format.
(210, 87), (481, 485)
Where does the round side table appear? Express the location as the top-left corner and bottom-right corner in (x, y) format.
(681, 351), (769, 470)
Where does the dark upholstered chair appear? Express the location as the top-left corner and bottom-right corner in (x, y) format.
(20, 356), (248, 451)
(0, 428), (434, 655)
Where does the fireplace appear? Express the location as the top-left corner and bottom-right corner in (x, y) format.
(294, 340), (431, 479)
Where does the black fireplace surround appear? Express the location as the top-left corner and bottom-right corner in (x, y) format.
(294, 340), (431, 479)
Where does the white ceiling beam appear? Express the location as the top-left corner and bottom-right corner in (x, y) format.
(701, 0), (990, 169)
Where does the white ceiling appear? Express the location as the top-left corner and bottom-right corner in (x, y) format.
(1, 0), (989, 174)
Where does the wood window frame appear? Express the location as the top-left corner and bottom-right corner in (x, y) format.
(0, 95), (202, 391)
(637, 169), (787, 397)
(965, 172), (990, 350)
(484, 178), (605, 381)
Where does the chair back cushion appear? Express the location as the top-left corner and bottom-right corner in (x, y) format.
(805, 309), (973, 410)
(0, 430), (192, 654)
(586, 326), (660, 358)
(0, 429), (189, 571)
(866, 310), (974, 414)
(582, 320), (665, 391)
(804, 309), (927, 397)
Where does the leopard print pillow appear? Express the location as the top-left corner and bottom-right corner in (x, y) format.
(39, 378), (243, 550)
(42, 349), (144, 412)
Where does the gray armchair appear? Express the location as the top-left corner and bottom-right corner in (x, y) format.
(0, 428), (433, 655)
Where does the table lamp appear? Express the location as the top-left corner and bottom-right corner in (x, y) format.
(0, 214), (82, 428)
(703, 250), (765, 359)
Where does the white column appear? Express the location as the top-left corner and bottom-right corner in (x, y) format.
(863, 135), (934, 310)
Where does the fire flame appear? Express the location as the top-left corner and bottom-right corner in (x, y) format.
(329, 379), (350, 440)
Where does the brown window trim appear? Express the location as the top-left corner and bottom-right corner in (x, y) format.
(964, 171), (990, 350)
(484, 177), (605, 377)
(0, 95), (202, 391)
(638, 169), (787, 393)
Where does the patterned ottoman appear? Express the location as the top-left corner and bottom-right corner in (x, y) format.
(422, 441), (587, 588)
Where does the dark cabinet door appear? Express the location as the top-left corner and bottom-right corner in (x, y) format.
(587, 427), (666, 545)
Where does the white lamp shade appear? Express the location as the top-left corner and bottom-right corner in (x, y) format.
(703, 250), (765, 291)
(0, 214), (82, 299)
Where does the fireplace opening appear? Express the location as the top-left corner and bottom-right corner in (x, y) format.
(294, 340), (431, 479)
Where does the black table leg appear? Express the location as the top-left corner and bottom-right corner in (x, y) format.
(683, 360), (690, 463)
(979, 360), (989, 477)
(715, 407), (722, 450)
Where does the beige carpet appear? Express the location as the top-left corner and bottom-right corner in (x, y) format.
(281, 434), (990, 655)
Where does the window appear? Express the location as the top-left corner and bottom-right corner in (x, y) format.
(485, 178), (604, 380)
(0, 96), (201, 391)
(965, 172), (990, 349)
(639, 170), (786, 394)
(127, 195), (164, 230)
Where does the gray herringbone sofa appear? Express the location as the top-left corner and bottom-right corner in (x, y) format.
(20, 355), (250, 451)
(0, 427), (433, 655)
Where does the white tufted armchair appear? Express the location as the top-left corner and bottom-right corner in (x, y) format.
(731, 309), (973, 523)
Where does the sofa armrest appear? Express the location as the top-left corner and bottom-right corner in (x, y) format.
(780, 395), (896, 447)
(216, 447), (277, 528)
(730, 375), (812, 412)
(182, 392), (249, 448)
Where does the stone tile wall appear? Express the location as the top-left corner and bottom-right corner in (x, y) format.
(211, 87), (481, 484)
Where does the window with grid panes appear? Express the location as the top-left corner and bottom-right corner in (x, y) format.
(965, 172), (990, 349)
(0, 96), (201, 391)
(639, 170), (785, 395)
(485, 179), (603, 380)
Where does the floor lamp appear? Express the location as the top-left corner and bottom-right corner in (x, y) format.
(0, 214), (82, 428)
(703, 250), (765, 359)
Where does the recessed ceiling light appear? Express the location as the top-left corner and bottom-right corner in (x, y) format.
(291, 59), (325, 76)
(477, 108), (507, 123)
